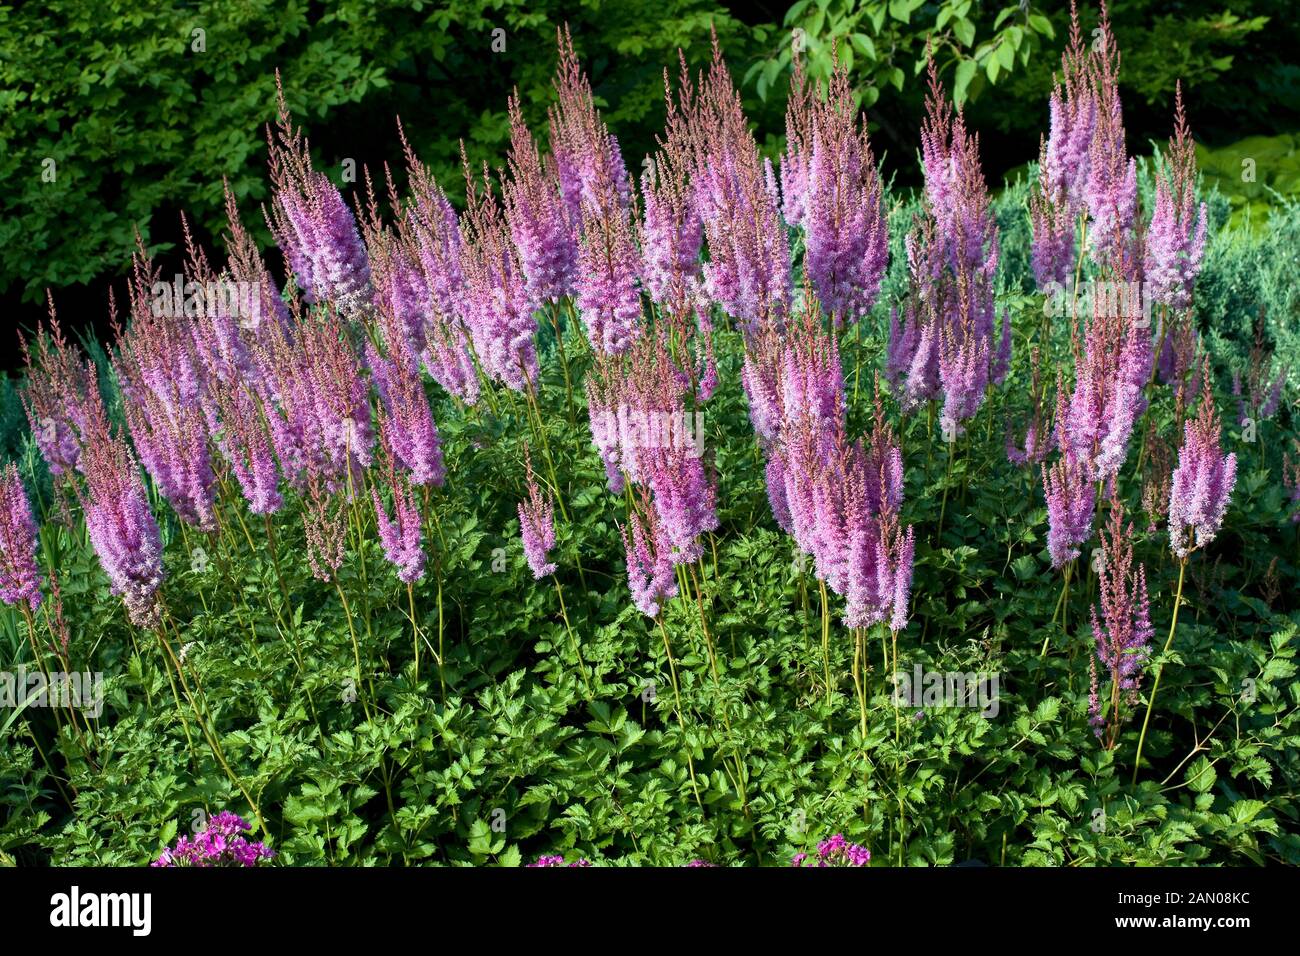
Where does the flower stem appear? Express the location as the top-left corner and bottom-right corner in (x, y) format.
(1132, 557), (1188, 784)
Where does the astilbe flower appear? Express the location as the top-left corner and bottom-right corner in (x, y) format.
(640, 56), (705, 313)
(0, 463), (42, 610)
(221, 179), (292, 345)
(791, 833), (870, 867)
(1041, 1), (1096, 215)
(1041, 450), (1095, 569)
(359, 175), (434, 359)
(1082, 7), (1138, 267)
(695, 33), (791, 335)
(152, 811), (273, 868)
(1055, 282), (1151, 486)
(586, 334), (689, 492)
(644, 421), (718, 566)
(843, 404), (912, 631)
(19, 296), (95, 479)
(585, 358), (628, 493)
(181, 215), (259, 403)
(549, 29), (642, 354)
(1030, 5), (1093, 292)
(589, 335), (716, 562)
(400, 133), (481, 405)
(573, 165), (643, 355)
(367, 296), (446, 488)
(782, 52), (888, 324)
(505, 91), (577, 303)
(937, 312), (991, 437)
(1087, 499), (1154, 747)
(1145, 83), (1208, 312)
(774, 385), (912, 630)
(549, 26), (632, 220)
(265, 77), (371, 314)
(371, 440), (425, 584)
(917, 57), (1000, 297)
(212, 381), (282, 515)
(460, 154), (540, 391)
(1029, 157), (1076, 292)
(518, 446), (558, 579)
(115, 245), (217, 531)
(257, 303), (374, 493)
(1168, 365), (1237, 558)
(621, 500), (678, 618)
(885, 296), (939, 414)
(891, 59), (1001, 432)
(77, 380), (165, 628)
(742, 302), (845, 455)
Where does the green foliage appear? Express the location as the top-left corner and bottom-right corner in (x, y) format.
(746, 0), (1059, 110)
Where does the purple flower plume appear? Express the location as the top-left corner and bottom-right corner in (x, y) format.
(518, 447), (558, 579)
(0, 463), (42, 610)
(1168, 366), (1237, 558)
(77, 380), (165, 628)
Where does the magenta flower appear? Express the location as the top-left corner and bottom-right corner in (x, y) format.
(0, 463), (42, 610)
(19, 305), (94, 479)
(791, 833), (870, 868)
(259, 308), (374, 493)
(505, 92), (577, 303)
(78, 382), (165, 628)
(518, 448), (558, 579)
(213, 382), (283, 516)
(1042, 452), (1095, 570)
(784, 56), (888, 324)
(1082, 15), (1137, 267)
(367, 308), (446, 489)
(695, 40), (791, 334)
(621, 503), (678, 618)
(1145, 85), (1208, 312)
(371, 450), (426, 585)
(1168, 373), (1237, 558)
(1041, 4), (1096, 217)
(1029, 179), (1075, 293)
(266, 80), (371, 314)
(574, 187), (643, 355)
(528, 855), (592, 868)
(152, 811), (273, 868)
(460, 157), (540, 392)
(640, 77), (704, 314)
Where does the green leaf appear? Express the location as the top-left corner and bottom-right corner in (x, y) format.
(953, 16), (976, 46)
(1186, 756), (1217, 794)
(953, 58), (978, 104)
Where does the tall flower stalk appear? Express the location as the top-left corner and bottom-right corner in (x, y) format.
(1133, 369), (1236, 781)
